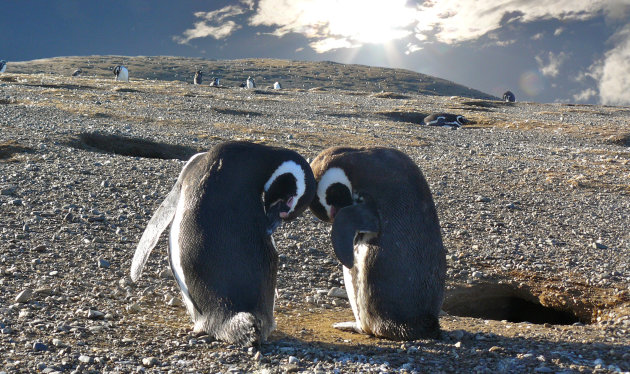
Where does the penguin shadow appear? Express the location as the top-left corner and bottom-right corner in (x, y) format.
(0, 140), (35, 160)
(64, 131), (203, 161)
(24, 82), (100, 91)
(211, 106), (264, 117)
(376, 110), (427, 124)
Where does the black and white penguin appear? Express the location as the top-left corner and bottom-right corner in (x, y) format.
(423, 113), (467, 128)
(130, 141), (316, 347)
(113, 65), (129, 82)
(503, 90), (515, 102)
(0, 60), (7, 73)
(209, 77), (220, 87)
(273, 81), (282, 90)
(310, 146), (446, 340)
(72, 68), (82, 77)
(246, 76), (256, 89)
(194, 70), (203, 85)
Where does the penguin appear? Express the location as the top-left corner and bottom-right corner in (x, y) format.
(209, 77), (220, 87)
(246, 76), (256, 89)
(503, 90), (515, 102)
(423, 113), (467, 128)
(194, 70), (203, 85)
(72, 68), (83, 77)
(0, 60), (7, 73)
(130, 141), (316, 347)
(273, 81), (282, 90)
(113, 65), (129, 82)
(309, 146), (446, 340)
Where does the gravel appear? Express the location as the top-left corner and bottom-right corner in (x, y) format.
(0, 70), (629, 373)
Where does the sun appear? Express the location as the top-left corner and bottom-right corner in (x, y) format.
(320, 0), (417, 45)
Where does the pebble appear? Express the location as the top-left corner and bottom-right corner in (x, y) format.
(78, 355), (92, 364)
(32, 244), (47, 252)
(142, 357), (159, 367)
(288, 356), (300, 365)
(32, 342), (48, 351)
(475, 196), (491, 202)
(97, 258), (111, 268)
(327, 287), (348, 299)
(87, 309), (105, 320)
(15, 289), (33, 303)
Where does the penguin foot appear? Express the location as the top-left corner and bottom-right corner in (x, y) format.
(223, 312), (264, 347)
(333, 321), (363, 334)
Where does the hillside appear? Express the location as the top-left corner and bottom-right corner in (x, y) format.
(7, 55), (497, 99)
(0, 63), (628, 373)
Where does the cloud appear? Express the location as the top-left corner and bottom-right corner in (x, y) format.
(595, 24), (630, 105)
(174, 5), (246, 44)
(535, 51), (568, 77)
(573, 88), (598, 102)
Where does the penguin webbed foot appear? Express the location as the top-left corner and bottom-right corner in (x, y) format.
(333, 321), (363, 334)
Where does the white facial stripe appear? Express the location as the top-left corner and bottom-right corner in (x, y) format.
(264, 160), (306, 214)
(317, 167), (352, 218)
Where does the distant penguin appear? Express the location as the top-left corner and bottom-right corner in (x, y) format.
(0, 60), (6, 73)
(310, 146), (446, 340)
(503, 90), (515, 102)
(194, 70), (203, 85)
(273, 81), (282, 90)
(209, 77), (220, 87)
(130, 141), (316, 347)
(246, 76), (256, 89)
(423, 113), (467, 128)
(72, 68), (83, 77)
(113, 65), (129, 82)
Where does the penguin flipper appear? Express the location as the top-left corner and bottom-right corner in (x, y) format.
(130, 180), (182, 282)
(331, 203), (379, 268)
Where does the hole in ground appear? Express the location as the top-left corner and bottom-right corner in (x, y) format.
(443, 283), (583, 325)
(66, 132), (203, 160)
(377, 110), (427, 124)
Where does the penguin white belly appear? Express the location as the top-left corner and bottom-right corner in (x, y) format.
(169, 186), (197, 319)
(344, 242), (371, 334)
(117, 67), (129, 82)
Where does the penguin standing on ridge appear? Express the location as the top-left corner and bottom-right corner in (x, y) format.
(310, 146), (446, 340)
(130, 141), (316, 347)
(209, 77), (220, 87)
(246, 76), (256, 89)
(113, 65), (129, 82)
(0, 60), (7, 73)
(273, 81), (282, 90)
(194, 70), (203, 85)
(503, 90), (515, 102)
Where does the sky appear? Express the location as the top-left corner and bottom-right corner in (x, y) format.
(1, 0), (630, 106)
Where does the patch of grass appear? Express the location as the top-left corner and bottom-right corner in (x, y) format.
(65, 131), (203, 160)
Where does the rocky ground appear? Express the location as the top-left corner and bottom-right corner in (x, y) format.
(0, 65), (629, 373)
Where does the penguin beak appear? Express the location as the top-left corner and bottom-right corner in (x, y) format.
(329, 205), (337, 220)
(279, 196), (295, 219)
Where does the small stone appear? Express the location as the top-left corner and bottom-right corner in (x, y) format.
(450, 330), (465, 340)
(534, 367), (553, 373)
(591, 241), (607, 249)
(126, 303), (141, 313)
(288, 356), (299, 365)
(15, 289), (33, 303)
(33, 342), (48, 352)
(472, 271), (484, 278)
(87, 309), (105, 320)
(489, 346), (501, 352)
(142, 357), (159, 367)
(1, 327), (12, 334)
(475, 196), (491, 202)
(78, 355), (92, 364)
(253, 351), (262, 361)
(32, 244), (47, 252)
(52, 338), (64, 347)
(454, 341), (462, 348)
(327, 287), (348, 299)
(167, 297), (182, 307)
(97, 258), (110, 269)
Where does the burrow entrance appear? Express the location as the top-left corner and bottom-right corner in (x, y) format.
(66, 131), (203, 160)
(442, 283), (585, 325)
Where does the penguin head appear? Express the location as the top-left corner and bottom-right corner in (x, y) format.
(310, 167), (353, 222)
(456, 115), (468, 126)
(263, 159), (315, 231)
